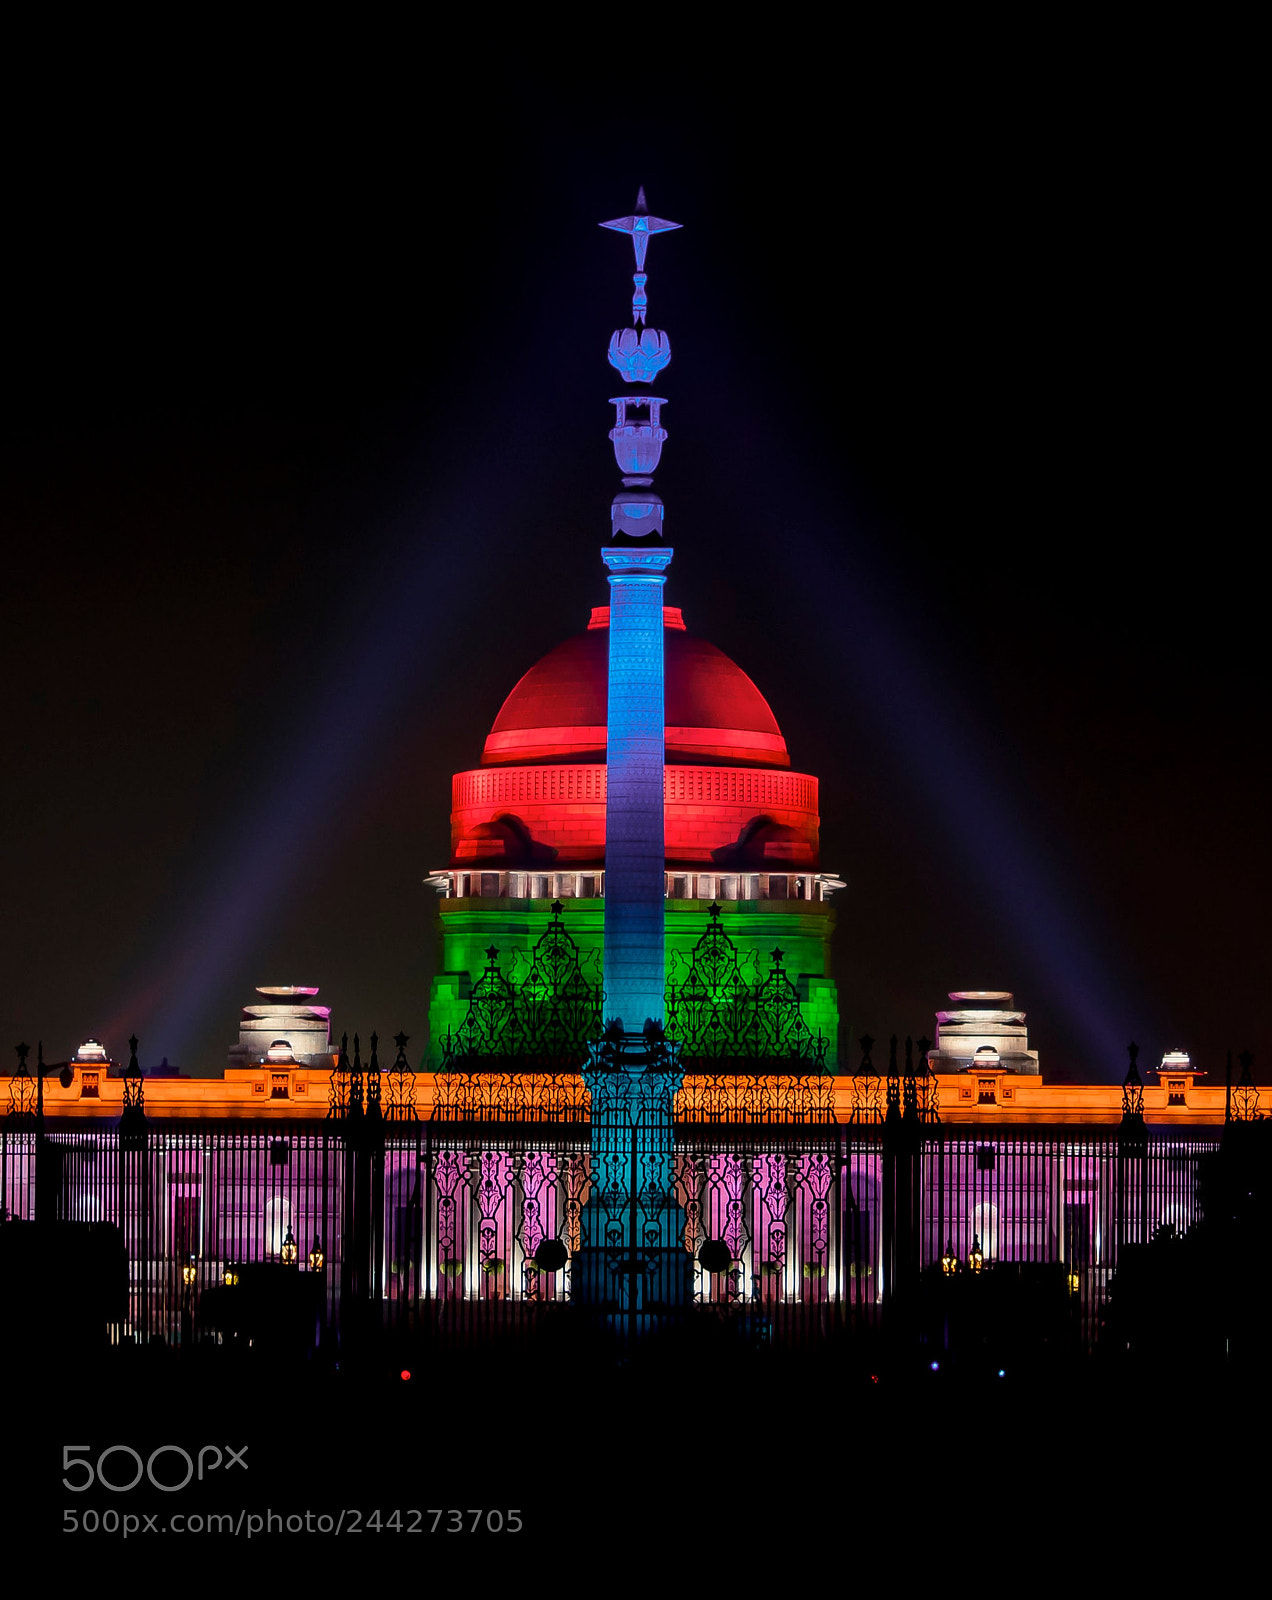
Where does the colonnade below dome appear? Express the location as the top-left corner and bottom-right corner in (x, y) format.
(428, 868), (842, 903)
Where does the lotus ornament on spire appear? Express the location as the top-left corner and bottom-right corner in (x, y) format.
(607, 325), (671, 383)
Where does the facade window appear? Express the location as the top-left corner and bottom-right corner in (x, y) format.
(1064, 1200), (1092, 1265)
(698, 876), (714, 900)
(80, 1072), (100, 1098)
(671, 876), (688, 899)
(971, 1202), (1000, 1258)
(768, 876), (788, 900)
(459, 873), (471, 898)
(270, 1074), (289, 1099)
(1167, 1079), (1186, 1105)
(977, 1078), (997, 1104)
(172, 1196), (200, 1258)
(533, 875), (549, 899)
(480, 872), (500, 897)
(719, 876), (737, 900)
(265, 1197), (293, 1257)
(580, 875), (596, 898)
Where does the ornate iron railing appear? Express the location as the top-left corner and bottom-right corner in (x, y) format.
(664, 904), (830, 1074)
(438, 903), (603, 1085)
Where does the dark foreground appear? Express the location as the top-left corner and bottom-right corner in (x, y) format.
(3, 1322), (1261, 1580)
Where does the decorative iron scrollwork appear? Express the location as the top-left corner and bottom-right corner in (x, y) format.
(1231, 1048), (1261, 1123)
(1121, 1041), (1145, 1125)
(675, 1074), (835, 1125)
(431, 1070), (590, 1124)
(852, 1033), (882, 1124)
(916, 1034), (940, 1123)
(664, 905), (829, 1075)
(433, 903), (846, 1126)
(385, 1031), (418, 1122)
(328, 1033), (360, 1121)
(121, 1035), (145, 1116)
(433, 904), (602, 1123)
(8, 1042), (35, 1123)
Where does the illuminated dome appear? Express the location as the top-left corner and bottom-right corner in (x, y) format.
(482, 608), (789, 769)
(450, 608), (820, 870)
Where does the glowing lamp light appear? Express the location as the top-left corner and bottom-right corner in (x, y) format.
(1067, 1270), (1081, 1294)
(941, 1240), (958, 1277)
(967, 1235), (984, 1275)
(181, 1256), (198, 1288)
(280, 1225), (299, 1267)
(223, 1269), (239, 1287)
(308, 1237), (325, 1273)
(400, 1370), (411, 1383)
(75, 1039), (108, 1062)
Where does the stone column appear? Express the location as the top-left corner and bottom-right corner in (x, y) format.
(601, 544), (672, 1032)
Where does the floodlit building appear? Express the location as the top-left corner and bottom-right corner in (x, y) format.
(1, 190), (1256, 1358)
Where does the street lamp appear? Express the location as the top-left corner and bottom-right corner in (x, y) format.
(967, 1234), (984, 1274)
(308, 1236), (325, 1273)
(280, 1225), (299, 1267)
(941, 1240), (958, 1276)
(181, 1254), (198, 1288)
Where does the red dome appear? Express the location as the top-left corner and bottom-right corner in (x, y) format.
(482, 607), (790, 769)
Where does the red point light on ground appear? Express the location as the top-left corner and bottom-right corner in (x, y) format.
(400, 1369), (411, 1382)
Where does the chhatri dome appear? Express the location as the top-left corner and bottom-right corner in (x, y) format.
(426, 189), (841, 1065)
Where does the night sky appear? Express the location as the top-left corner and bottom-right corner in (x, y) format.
(2, 51), (1262, 1085)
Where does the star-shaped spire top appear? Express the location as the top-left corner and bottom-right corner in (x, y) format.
(601, 189), (682, 270)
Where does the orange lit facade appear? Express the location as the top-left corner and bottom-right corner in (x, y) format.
(19, 1056), (1228, 1127)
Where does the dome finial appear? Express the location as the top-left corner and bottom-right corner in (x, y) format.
(600, 192), (681, 271)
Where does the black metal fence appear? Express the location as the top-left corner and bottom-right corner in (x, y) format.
(0, 1114), (1220, 1356)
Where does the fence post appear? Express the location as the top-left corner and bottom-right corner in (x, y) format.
(1117, 1042), (1148, 1261)
(882, 1035), (900, 1311)
(365, 1033), (385, 1311)
(118, 1035), (149, 1341)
